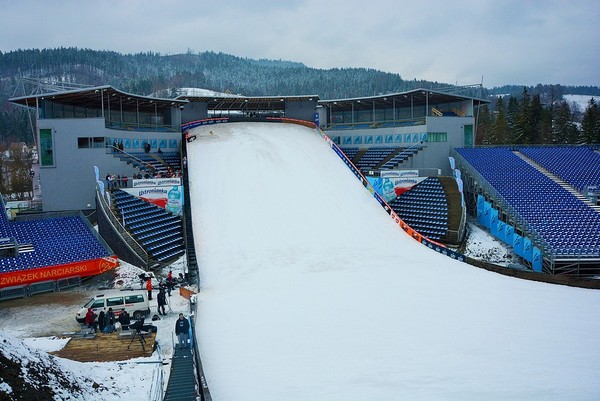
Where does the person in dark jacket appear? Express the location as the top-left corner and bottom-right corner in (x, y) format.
(157, 288), (167, 315)
(175, 313), (190, 349)
(118, 310), (131, 331)
(103, 308), (116, 333)
(98, 310), (106, 333)
(166, 270), (174, 296)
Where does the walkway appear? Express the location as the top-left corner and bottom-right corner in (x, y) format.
(164, 346), (197, 401)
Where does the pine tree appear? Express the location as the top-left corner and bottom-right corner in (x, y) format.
(491, 96), (509, 144)
(581, 98), (600, 143)
(475, 105), (491, 145)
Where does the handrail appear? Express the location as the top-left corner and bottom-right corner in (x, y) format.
(96, 188), (151, 268)
(326, 117), (426, 130)
(149, 342), (165, 401)
(107, 145), (156, 172)
(190, 299), (212, 400)
(106, 121), (180, 132)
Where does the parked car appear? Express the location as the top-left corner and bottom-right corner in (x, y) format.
(75, 290), (150, 323)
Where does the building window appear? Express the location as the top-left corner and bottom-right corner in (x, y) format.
(428, 132), (447, 142)
(39, 129), (54, 167)
(78, 137), (106, 149)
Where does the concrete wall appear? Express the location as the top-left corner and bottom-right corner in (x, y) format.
(325, 115), (475, 176)
(181, 102), (208, 123)
(285, 100), (317, 121)
(420, 116), (473, 176)
(37, 117), (182, 212)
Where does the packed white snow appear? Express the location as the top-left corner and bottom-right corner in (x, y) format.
(188, 122), (600, 401)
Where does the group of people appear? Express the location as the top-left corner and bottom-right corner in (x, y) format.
(105, 173), (128, 190)
(85, 308), (132, 334)
(112, 140), (125, 153)
(83, 269), (190, 349)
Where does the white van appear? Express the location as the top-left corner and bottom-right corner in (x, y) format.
(75, 290), (150, 323)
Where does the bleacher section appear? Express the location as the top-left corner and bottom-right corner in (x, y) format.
(339, 147), (359, 161)
(329, 123), (373, 130)
(0, 214), (111, 274)
(112, 190), (185, 262)
(136, 152), (181, 175)
(339, 145), (424, 172)
(455, 147), (600, 258)
(380, 145), (423, 170)
(354, 147), (397, 172)
(388, 177), (449, 240)
(517, 146), (600, 193)
(117, 151), (181, 176)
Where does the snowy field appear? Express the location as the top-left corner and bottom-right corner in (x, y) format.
(563, 94), (597, 112)
(188, 122), (600, 401)
(1, 121), (599, 400)
(0, 259), (192, 401)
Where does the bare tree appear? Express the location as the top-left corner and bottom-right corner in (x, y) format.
(7, 143), (35, 200)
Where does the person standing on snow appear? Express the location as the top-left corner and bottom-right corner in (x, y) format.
(175, 313), (190, 349)
(157, 288), (167, 315)
(98, 310), (106, 333)
(146, 277), (153, 300)
(85, 308), (97, 332)
(166, 270), (174, 296)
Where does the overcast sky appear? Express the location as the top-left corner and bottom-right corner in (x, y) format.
(1, 0), (598, 88)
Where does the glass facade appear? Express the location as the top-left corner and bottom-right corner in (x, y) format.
(39, 129), (54, 167)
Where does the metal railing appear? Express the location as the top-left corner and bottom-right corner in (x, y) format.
(96, 188), (151, 268)
(106, 145), (156, 172)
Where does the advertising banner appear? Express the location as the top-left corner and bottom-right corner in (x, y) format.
(367, 176), (425, 201)
(497, 220), (506, 243)
(121, 186), (183, 214)
(490, 208), (499, 237)
(513, 233), (524, 257)
(132, 177), (182, 188)
(380, 170), (419, 178)
(532, 247), (542, 272)
(523, 237), (533, 262)
(477, 195), (485, 225)
(483, 201), (492, 229)
(123, 187), (169, 208)
(0, 257), (118, 289)
(454, 168), (461, 180)
(505, 224), (515, 245)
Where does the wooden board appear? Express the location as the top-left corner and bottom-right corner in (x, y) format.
(51, 331), (156, 362)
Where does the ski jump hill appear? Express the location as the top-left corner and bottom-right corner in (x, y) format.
(185, 121), (600, 401)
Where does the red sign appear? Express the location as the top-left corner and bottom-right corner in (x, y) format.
(0, 256), (119, 289)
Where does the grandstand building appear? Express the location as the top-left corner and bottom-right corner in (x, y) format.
(8, 80), (599, 281)
(8, 84), (486, 271)
(10, 85), (187, 212)
(319, 89), (486, 176)
(453, 146), (600, 276)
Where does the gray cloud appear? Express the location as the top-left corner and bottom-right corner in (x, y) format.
(1, 0), (598, 87)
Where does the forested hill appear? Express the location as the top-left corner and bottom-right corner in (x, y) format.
(0, 48), (422, 101)
(0, 47), (598, 145)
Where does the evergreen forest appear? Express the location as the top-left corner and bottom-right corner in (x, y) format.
(0, 47), (599, 147)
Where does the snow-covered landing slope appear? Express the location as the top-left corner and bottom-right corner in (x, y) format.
(187, 122), (600, 401)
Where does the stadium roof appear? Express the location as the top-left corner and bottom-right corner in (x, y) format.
(319, 88), (489, 112)
(10, 85), (187, 113)
(176, 94), (319, 112)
